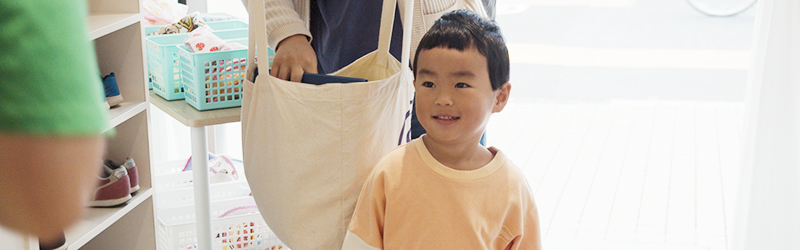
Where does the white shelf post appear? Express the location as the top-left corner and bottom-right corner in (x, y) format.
(191, 127), (213, 250)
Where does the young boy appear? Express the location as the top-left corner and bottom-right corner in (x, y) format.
(342, 9), (541, 250)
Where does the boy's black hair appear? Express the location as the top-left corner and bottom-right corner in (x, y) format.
(413, 9), (510, 91)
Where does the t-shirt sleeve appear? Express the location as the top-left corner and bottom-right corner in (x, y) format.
(511, 176), (542, 250)
(0, 0), (107, 136)
(342, 167), (387, 250)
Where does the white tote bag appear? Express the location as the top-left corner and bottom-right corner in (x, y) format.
(242, 0), (414, 249)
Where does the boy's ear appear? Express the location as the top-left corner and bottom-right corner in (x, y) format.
(492, 82), (511, 113)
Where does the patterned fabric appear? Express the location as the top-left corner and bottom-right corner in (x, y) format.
(147, 13), (209, 36)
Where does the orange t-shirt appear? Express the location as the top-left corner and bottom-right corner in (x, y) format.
(342, 137), (541, 249)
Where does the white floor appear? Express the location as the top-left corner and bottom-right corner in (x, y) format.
(486, 99), (743, 250)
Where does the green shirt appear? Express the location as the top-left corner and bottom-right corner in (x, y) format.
(0, 0), (107, 136)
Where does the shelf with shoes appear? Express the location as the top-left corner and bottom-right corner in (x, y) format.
(62, 110), (154, 249)
(28, 112), (154, 250)
(95, 18), (149, 130)
(69, 0), (157, 244)
(108, 102), (149, 129)
(65, 190), (154, 249)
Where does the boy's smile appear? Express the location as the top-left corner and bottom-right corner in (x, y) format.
(414, 46), (510, 148)
(433, 114), (459, 125)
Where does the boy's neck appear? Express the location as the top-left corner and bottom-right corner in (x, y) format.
(421, 135), (495, 171)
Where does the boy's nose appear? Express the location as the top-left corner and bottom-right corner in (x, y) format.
(435, 93), (453, 107)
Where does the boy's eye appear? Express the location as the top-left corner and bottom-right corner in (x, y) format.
(455, 83), (470, 88)
(422, 81), (435, 88)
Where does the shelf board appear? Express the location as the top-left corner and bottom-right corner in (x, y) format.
(149, 90), (242, 127)
(65, 188), (153, 249)
(87, 13), (141, 40)
(106, 101), (148, 131)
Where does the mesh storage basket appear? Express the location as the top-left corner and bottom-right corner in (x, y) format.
(177, 37), (249, 111)
(146, 20), (248, 90)
(156, 196), (288, 250)
(156, 180), (251, 209)
(146, 29), (248, 100)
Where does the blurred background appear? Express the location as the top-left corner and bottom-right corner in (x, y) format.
(151, 1), (756, 249)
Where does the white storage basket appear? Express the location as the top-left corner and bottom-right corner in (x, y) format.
(154, 158), (247, 192)
(156, 180), (251, 209)
(157, 196), (287, 250)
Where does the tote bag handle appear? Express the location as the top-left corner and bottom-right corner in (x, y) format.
(247, 0), (413, 77)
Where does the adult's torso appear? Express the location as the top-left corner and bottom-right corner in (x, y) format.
(309, 0), (404, 74)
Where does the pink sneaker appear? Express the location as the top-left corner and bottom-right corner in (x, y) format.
(89, 164), (132, 207)
(106, 157), (139, 193)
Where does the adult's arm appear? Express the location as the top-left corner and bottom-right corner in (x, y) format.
(0, 135), (105, 242)
(0, 0), (108, 241)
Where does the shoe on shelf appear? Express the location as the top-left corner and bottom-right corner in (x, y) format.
(102, 72), (123, 108)
(38, 231), (67, 250)
(89, 164), (132, 207)
(106, 157), (139, 193)
(101, 84), (110, 110)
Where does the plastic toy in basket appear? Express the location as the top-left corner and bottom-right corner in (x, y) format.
(184, 153), (240, 183)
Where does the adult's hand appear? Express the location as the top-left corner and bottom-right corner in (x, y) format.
(270, 34), (318, 82)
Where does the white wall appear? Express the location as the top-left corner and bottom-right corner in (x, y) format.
(733, 0), (800, 249)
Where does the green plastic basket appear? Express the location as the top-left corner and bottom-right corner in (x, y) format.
(146, 29), (248, 100)
(146, 20), (248, 91)
(178, 38), (250, 111)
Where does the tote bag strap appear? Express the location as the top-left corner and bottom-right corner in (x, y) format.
(247, 0), (413, 76)
(377, 0), (413, 68)
(247, 0), (265, 79)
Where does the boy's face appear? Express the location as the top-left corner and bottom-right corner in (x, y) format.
(414, 47), (510, 146)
